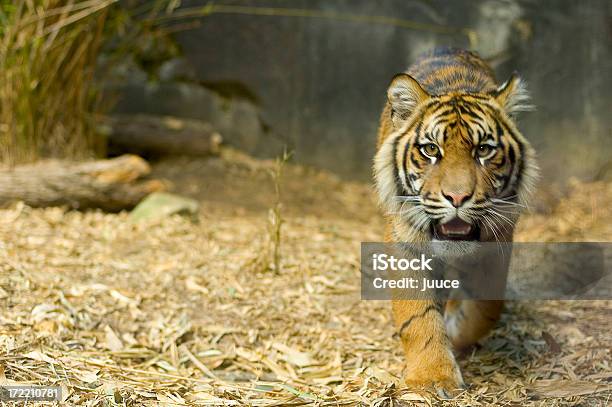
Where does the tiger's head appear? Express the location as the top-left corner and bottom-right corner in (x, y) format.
(374, 73), (538, 253)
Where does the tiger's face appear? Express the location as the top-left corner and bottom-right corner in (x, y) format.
(374, 74), (538, 251)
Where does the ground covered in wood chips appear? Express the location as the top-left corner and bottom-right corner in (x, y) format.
(1, 149), (610, 406)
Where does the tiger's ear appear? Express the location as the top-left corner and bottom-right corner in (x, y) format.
(387, 73), (430, 128)
(492, 73), (534, 115)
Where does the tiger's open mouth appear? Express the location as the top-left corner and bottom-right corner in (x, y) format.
(431, 217), (481, 241)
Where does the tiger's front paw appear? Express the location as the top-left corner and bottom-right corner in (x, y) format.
(403, 354), (465, 399)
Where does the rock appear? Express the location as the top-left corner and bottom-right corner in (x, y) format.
(158, 57), (197, 82)
(129, 192), (199, 221)
(109, 81), (281, 159)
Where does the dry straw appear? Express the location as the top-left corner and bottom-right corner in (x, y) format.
(0, 152), (610, 405)
(0, 0), (116, 165)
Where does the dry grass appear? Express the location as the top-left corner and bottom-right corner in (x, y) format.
(266, 150), (292, 274)
(0, 0), (116, 164)
(0, 150), (610, 406)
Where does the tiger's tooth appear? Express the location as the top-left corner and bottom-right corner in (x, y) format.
(439, 217), (473, 235)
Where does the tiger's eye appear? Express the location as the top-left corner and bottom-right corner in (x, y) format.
(476, 144), (494, 157)
(422, 143), (439, 157)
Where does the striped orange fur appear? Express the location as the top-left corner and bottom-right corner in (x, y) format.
(373, 48), (538, 397)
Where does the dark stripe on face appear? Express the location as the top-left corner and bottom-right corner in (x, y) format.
(465, 94), (490, 101)
(503, 149), (518, 193)
(410, 149), (423, 169)
(457, 104), (487, 123)
(495, 119), (504, 139)
(491, 153), (506, 169)
(423, 131), (436, 143)
(508, 145), (516, 165)
(512, 137), (525, 197)
(497, 129), (506, 147)
(393, 134), (406, 195)
(469, 121), (487, 137)
(428, 103), (455, 118)
(403, 121), (423, 189)
(485, 104), (525, 195)
(495, 173), (507, 183)
(430, 114), (454, 129)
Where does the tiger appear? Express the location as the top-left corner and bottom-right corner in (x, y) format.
(373, 48), (538, 398)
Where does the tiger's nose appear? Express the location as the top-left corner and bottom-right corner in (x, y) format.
(442, 191), (473, 207)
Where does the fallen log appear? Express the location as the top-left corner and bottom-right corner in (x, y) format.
(0, 155), (164, 211)
(103, 114), (223, 157)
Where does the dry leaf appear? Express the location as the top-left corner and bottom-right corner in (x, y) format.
(104, 325), (124, 352)
(24, 351), (58, 365)
(73, 369), (99, 384)
(532, 380), (611, 398)
(185, 276), (209, 294)
(399, 391), (430, 403)
(365, 367), (400, 385)
(272, 342), (314, 367)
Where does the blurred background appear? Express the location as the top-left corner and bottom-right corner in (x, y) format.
(2, 0), (610, 183)
(109, 0), (611, 182)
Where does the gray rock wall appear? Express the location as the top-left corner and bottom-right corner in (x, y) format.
(111, 0), (611, 182)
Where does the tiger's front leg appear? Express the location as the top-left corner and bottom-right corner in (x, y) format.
(392, 299), (464, 398)
(445, 299), (504, 350)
